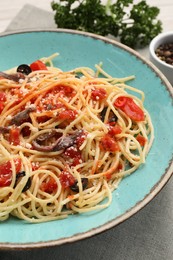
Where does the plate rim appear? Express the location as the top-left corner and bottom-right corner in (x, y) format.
(0, 29), (172, 249)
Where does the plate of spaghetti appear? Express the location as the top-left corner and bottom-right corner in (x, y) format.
(0, 29), (172, 249)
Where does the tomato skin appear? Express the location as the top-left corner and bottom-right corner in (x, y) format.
(31, 162), (40, 171)
(105, 162), (122, 180)
(71, 157), (82, 167)
(114, 96), (127, 108)
(9, 99), (23, 108)
(0, 92), (6, 102)
(63, 132), (86, 167)
(75, 132), (87, 148)
(9, 127), (20, 145)
(91, 88), (107, 101)
(0, 102), (5, 114)
(0, 90), (7, 113)
(21, 126), (31, 137)
(100, 134), (119, 152)
(64, 146), (82, 166)
(108, 124), (122, 136)
(40, 177), (57, 193)
(10, 89), (25, 99)
(0, 173), (11, 187)
(0, 159), (21, 175)
(59, 170), (75, 188)
(105, 172), (112, 180)
(64, 146), (80, 158)
(58, 109), (78, 121)
(53, 85), (75, 97)
(37, 115), (51, 123)
(114, 96), (145, 122)
(117, 162), (123, 171)
(14, 158), (22, 173)
(136, 134), (147, 146)
(30, 60), (47, 71)
(0, 158), (22, 187)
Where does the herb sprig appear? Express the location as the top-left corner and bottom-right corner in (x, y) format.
(51, 0), (162, 48)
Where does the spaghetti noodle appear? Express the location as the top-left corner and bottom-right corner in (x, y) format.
(0, 54), (154, 223)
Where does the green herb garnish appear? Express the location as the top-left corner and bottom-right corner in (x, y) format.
(51, 0), (162, 48)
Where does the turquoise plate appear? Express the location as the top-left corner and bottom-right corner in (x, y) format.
(0, 29), (172, 249)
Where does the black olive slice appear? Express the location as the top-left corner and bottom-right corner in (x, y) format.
(100, 107), (108, 122)
(22, 177), (31, 192)
(109, 114), (118, 123)
(14, 171), (31, 192)
(15, 171), (26, 183)
(17, 64), (32, 75)
(100, 107), (118, 123)
(70, 178), (88, 192)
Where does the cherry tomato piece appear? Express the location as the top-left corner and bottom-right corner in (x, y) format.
(0, 92), (6, 102)
(64, 146), (82, 166)
(75, 132), (87, 148)
(0, 102), (5, 114)
(40, 177), (57, 194)
(100, 134), (119, 152)
(58, 109), (78, 121)
(108, 124), (122, 136)
(0, 158), (22, 187)
(136, 134), (147, 146)
(91, 88), (107, 101)
(9, 127), (20, 145)
(59, 170), (75, 189)
(114, 96), (145, 122)
(30, 60), (47, 71)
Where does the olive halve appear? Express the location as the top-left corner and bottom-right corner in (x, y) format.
(109, 114), (118, 123)
(22, 177), (32, 192)
(14, 171), (31, 192)
(70, 178), (88, 192)
(17, 64), (32, 75)
(100, 107), (118, 123)
(100, 107), (108, 122)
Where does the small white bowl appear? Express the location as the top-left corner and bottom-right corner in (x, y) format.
(149, 31), (173, 85)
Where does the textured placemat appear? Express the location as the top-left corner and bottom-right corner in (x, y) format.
(5, 4), (56, 32)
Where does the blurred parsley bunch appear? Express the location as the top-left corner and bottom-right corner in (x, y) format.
(51, 0), (162, 48)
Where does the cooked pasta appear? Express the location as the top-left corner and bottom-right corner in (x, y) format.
(0, 54), (154, 223)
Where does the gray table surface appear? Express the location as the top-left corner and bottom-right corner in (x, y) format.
(1, 5), (173, 260)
